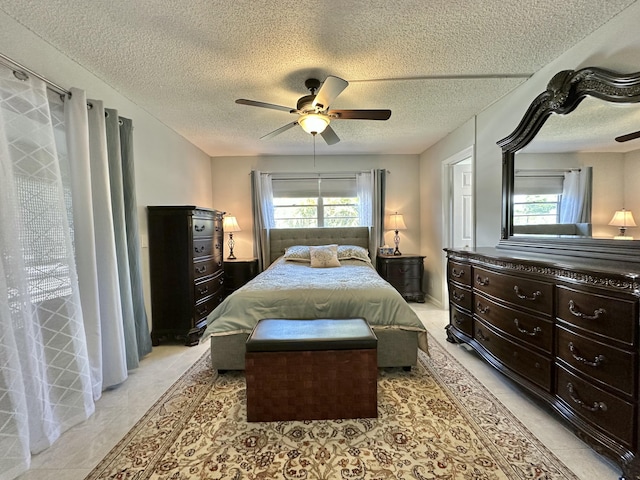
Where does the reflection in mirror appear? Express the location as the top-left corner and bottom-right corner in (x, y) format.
(513, 97), (640, 239)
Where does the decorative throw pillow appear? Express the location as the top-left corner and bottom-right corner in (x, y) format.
(309, 244), (341, 268)
(283, 245), (311, 262)
(337, 245), (370, 263)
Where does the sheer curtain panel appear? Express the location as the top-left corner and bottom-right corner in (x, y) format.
(0, 70), (94, 480)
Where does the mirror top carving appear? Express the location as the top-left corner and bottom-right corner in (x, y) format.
(497, 66), (640, 263)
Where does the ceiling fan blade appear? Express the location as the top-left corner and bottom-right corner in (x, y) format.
(260, 121), (298, 140)
(320, 125), (340, 145)
(328, 109), (392, 120)
(615, 130), (640, 142)
(312, 76), (349, 110)
(236, 98), (294, 113)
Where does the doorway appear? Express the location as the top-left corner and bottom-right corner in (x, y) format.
(441, 146), (474, 304)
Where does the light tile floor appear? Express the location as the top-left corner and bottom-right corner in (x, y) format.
(16, 304), (620, 480)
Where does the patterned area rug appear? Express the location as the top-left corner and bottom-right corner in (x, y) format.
(86, 334), (579, 479)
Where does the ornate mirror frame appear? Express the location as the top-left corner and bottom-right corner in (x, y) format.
(497, 66), (640, 263)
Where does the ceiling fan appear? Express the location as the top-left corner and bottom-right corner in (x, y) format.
(235, 75), (391, 145)
(615, 130), (640, 143)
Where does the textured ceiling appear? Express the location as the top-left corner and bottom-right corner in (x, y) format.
(0, 0), (636, 157)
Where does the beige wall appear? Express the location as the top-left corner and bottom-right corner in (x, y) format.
(210, 154), (421, 260)
(0, 11), (213, 323)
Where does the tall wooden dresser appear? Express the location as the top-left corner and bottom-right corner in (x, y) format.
(148, 206), (224, 346)
(445, 247), (640, 478)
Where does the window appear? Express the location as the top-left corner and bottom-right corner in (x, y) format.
(513, 170), (563, 225)
(271, 175), (361, 228)
(513, 193), (561, 225)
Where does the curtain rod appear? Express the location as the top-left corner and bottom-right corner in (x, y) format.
(0, 52), (71, 97)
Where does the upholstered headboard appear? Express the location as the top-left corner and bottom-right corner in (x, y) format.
(269, 227), (370, 265)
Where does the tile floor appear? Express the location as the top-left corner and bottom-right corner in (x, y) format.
(16, 303), (620, 480)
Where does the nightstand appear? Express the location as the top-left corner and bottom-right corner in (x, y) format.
(223, 258), (259, 297)
(376, 254), (425, 303)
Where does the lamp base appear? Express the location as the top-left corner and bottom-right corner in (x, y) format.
(227, 233), (236, 259)
(393, 230), (402, 256)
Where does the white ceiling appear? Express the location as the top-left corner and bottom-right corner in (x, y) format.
(0, 0), (636, 157)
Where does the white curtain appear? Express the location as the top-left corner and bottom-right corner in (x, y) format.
(0, 70), (94, 479)
(1, 74), (151, 479)
(559, 168), (592, 224)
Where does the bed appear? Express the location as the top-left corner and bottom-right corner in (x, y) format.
(201, 226), (428, 371)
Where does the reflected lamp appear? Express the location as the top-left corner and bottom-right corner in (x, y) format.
(608, 209), (637, 240)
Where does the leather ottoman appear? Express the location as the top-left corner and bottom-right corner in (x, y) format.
(245, 318), (378, 422)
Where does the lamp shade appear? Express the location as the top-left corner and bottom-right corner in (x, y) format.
(608, 209), (637, 227)
(387, 213), (407, 231)
(223, 216), (241, 232)
(298, 113), (330, 134)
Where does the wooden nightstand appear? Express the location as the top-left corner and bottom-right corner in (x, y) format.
(223, 258), (259, 297)
(376, 254), (425, 303)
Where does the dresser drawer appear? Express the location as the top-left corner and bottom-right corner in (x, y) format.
(194, 274), (225, 303)
(474, 293), (553, 354)
(193, 258), (220, 281)
(473, 267), (553, 316)
(474, 319), (552, 392)
(448, 282), (472, 311)
(385, 259), (422, 279)
(556, 285), (636, 346)
(448, 260), (472, 287)
(556, 325), (636, 397)
(450, 305), (473, 337)
(194, 287), (224, 324)
(556, 365), (634, 449)
(191, 216), (220, 238)
(193, 238), (213, 259)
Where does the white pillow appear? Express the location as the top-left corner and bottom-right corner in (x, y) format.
(337, 245), (370, 263)
(309, 244), (341, 268)
(283, 245), (310, 262)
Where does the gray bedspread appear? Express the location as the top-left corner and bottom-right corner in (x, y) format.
(201, 257), (428, 352)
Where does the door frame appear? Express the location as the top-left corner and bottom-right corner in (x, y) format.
(441, 146), (475, 306)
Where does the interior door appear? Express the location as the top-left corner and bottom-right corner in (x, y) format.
(452, 159), (473, 249)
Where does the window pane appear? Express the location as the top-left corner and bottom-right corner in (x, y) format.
(273, 197), (319, 228)
(513, 194), (560, 225)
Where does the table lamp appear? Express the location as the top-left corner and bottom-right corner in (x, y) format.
(222, 216), (241, 259)
(387, 212), (407, 255)
(609, 208), (637, 240)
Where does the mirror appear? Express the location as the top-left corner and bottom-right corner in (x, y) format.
(498, 67), (640, 261)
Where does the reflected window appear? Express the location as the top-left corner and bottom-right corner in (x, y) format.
(513, 194), (561, 225)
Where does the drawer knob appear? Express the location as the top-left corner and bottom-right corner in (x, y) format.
(566, 382), (607, 412)
(194, 245), (205, 254)
(568, 342), (606, 367)
(453, 314), (463, 326)
(452, 291), (465, 302)
(514, 285), (541, 301)
(568, 300), (606, 321)
(514, 319), (542, 336)
(475, 275), (490, 286)
(195, 265), (207, 274)
(451, 268), (465, 279)
(476, 329), (489, 341)
(194, 224), (206, 232)
(197, 286), (209, 295)
(476, 302), (490, 314)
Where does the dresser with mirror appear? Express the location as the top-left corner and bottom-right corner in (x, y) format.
(446, 67), (640, 479)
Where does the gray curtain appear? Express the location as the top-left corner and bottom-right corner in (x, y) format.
(105, 109), (151, 368)
(119, 116), (152, 360)
(250, 170), (274, 271)
(559, 167), (592, 224)
(371, 169), (386, 261)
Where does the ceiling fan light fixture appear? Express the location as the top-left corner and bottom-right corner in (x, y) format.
(299, 113), (329, 135)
